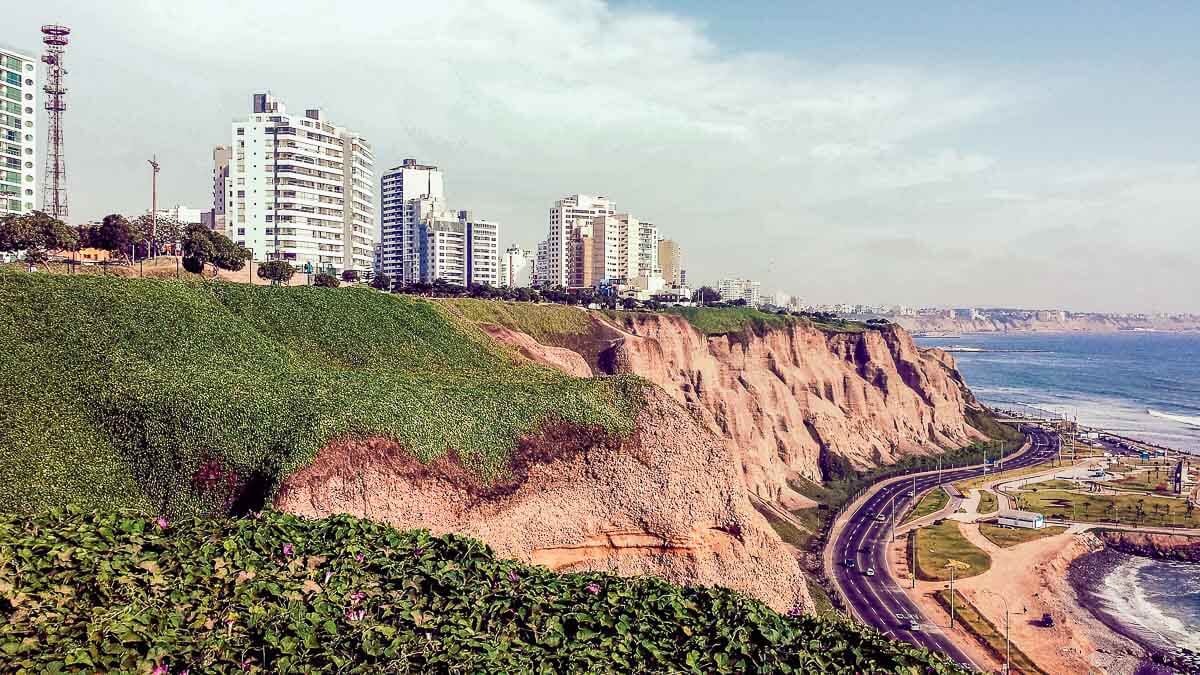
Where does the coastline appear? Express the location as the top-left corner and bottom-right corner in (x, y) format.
(1068, 547), (1198, 674)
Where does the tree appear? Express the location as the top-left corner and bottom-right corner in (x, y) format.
(313, 272), (340, 288)
(180, 223), (249, 275)
(341, 269), (359, 283)
(132, 214), (184, 258)
(621, 297), (639, 310)
(92, 214), (139, 262)
(256, 260), (296, 285)
(370, 273), (391, 291)
(693, 286), (720, 305)
(0, 211), (79, 268)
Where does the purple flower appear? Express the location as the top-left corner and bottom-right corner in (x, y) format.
(585, 582), (601, 595)
(349, 591), (366, 605)
(324, 570), (333, 584)
(151, 665), (169, 675)
(240, 659), (252, 671)
(346, 608), (366, 621)
(354, 552), (364, 563)
(507, 570), (519, 583)
(786, 605), (805, 618)
(281, 543), (294, 558)
(154, 516), (169, 530)
(413, 547), (425, 557)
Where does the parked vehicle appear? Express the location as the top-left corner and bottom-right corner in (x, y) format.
(865, 568), (875, 577)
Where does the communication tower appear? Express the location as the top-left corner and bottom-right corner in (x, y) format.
(41, 24), (70, 219)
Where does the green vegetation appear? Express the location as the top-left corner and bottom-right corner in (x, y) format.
(0, 273), (643, 515)
(442, 298), (592, 343)
(1032, 479), (1078, 491)
(964, 407), (1026, 447)
(1015, 489), (1199, 528)
(0, 508), (964, 674)
(757, 507), (814, 551)
(954, 459), (1058, 493)
(977, 490), (999, 514)
(933, 591), (1045, 675)
(1104, 466), (1176, 493)
(665, 306), (865, 336)
(903, 488), (950, 525)
(914, 521), (992, 581)
(978, 524), (1068, 548)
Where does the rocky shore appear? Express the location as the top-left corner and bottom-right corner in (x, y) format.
(1069, 546), (1200, 674)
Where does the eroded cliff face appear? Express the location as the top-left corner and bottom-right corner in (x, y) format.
(275, 387), (812, 614)
(1094, 530), (1200, 562)
(582, 314), (984, 509)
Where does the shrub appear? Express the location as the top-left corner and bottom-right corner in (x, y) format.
(369, 273), (391, 290)
(0, 508), (964, 674)
(342, 269), (359, 283)
(314, 273), (340, 288)
(182, 254), (205, 274)
(257, 260), (296, 284)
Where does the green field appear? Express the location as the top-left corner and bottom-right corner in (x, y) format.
(441, 298), (593, 342)
(903, 488), (950, 524)
(1016, 489), (1199, 528)
(0, 273), (644, 515)
(977, 490), (999, 515)
(0, 508), (965, 674)
(914, 521), (992, 581)
(934, 590), (1045, 675)
(978, 524), (1068, 548)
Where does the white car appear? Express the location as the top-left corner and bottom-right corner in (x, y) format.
(865, 568), (875, 577)
(875, 514), (886, 522)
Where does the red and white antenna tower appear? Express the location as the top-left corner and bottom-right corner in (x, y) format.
(41, 24), (70, 219)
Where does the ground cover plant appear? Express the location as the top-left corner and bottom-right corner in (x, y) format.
(664, 306), (866, 335)
(914, 521), (992, 581)
(441, 298), (593, 343)
(977, 524), (1068, 548)
(903, 488), (950, 525)
(976, 490), (998, 514)
(0, 273), (643, 515)
(0, 509), (965, 674)
(1015, 489), (1198, 528)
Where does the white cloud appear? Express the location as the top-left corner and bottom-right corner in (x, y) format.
(11, 0), (1199, 311)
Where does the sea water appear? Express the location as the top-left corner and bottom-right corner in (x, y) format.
(915, 331), (1200, 653)
(915, 332), (1200, 454)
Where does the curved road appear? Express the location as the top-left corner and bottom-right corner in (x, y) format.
(831, 427), (1061, 669)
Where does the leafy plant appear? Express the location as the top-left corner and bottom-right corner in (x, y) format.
(0, 509), (965, 674)
(256, 260), (296, 285)
(313, 272), (340, 288)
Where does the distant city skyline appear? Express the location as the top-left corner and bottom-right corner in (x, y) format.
(7, 2), (1200, 312)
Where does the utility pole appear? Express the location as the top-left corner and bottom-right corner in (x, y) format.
(891, 496), (896, 542)
(983, 590), (1012, 675)
(148, 156), (160, 259)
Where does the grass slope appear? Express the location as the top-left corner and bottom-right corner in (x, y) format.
(0, 273), (643, 515)
(0, 509), (964, 674)
(665, 306), (866, 336)
(978, 524), (1068, 548)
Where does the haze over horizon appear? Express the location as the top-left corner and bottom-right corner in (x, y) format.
(8, 1), (1200, 313)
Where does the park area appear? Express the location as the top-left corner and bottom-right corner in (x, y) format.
(912, 521), (991, 581)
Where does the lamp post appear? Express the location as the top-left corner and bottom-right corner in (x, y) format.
(982, 589), (1012, 675)
(148, 156), (160, 259)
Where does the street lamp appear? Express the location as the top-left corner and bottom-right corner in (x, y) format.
(982, 589), (1012, 675)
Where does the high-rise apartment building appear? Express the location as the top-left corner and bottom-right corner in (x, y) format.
(542, 194), (616, 287)
(499, 245), (534, 288)
(0, 45), (36, 216)
(379, 159), (444, 282)
(410, 201), (500, 287)
(636, 220), (659, 278)
(717, 278), (762, 306)
(223, 93), (375, 274)
(207, 145), (230, 230)
(658, 239), (682, 286)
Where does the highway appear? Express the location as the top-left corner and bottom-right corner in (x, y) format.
(830, 427), (1061, 670)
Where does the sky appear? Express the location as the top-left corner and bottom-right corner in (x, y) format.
(7, 1), (1200, 313)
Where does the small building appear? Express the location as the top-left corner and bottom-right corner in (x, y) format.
(997, 509), (1045, 529)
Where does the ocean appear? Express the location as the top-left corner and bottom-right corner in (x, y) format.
(915, 331), (1200, 660)
(914, 332), (1200, 454)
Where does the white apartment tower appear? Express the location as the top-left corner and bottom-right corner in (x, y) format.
(224, 93), (375, 274)
(206, 145), (231, 230)
(543, 194), (616, 287)
(718, 278), (762, 306)
(380, 159), (444, 282)
(499, 245), (534, 288)
(0, 45), (36, 216)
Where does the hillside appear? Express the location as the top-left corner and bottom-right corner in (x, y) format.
(0, 273), (641, 516)
(446, 300), (989, 509)
(0, 272), (808, 613)
(0, 508), (962, 673)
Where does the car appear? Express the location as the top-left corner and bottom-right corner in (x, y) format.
(865, 568), (875, 577)
(875, 514), (886, 522)
(907, 490), (915, 498)
(843, 559), (855, 569)
(909, 621), (921, 631)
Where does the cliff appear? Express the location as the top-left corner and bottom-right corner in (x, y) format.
(1093, 529), (1200, 562)
(480, 307), (987, 510)
(275, 387), (812, 613)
